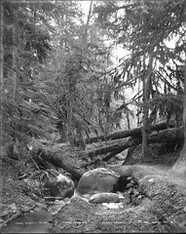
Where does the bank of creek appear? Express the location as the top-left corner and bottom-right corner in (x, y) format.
(1, 163), (186, 233)
(1, 139), (186, 233)
(0, 187), (164, 233)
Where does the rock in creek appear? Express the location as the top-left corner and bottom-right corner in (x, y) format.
(76, 168), (119, 195)
(89, 192), (120, 204)
(43, 173), (75, 200)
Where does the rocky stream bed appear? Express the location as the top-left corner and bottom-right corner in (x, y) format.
(1, 141), (186, 233)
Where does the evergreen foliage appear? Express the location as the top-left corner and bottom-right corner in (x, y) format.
(2, 2), (54, 145)
(94, 0), (186, 127)
(1, 0), (186, 165)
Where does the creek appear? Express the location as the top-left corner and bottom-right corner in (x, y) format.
(0, 200), (66, 233)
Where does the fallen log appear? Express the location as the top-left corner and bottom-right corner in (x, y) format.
(38, 151), (83, 180)
(84, 139), (131, 159)
(84, 140), (133, 167)
(30, 147), (83, 180)
(84, 127), (183, 166)
(78, 121), (175, 145)
(84, 137), (138, 167)
(148, 127), (183, 144)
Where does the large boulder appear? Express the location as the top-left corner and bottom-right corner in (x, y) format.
(76, 168), (119, 195)
(43, 173), (75, 200)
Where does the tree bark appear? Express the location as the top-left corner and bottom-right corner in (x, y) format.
(78, 121), (174, 145)
(12, 15), (17, 102)
(137, 76), (141, 127)
(0, 2), (4, 163)
(84, 0), (93, 45)
(126, 113), (130, 130)
(142, 53), (153, 158)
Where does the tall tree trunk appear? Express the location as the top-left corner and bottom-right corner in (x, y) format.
(126, 113), (130, 130)
(142, 53), (153, 158)
(83, 0), (93, 47)
(137, 77), (141, 127)
(173, 61), (186, 172)
(66, 73), (74, 148)
(0, 2), (4, 164)
(12, 23), (17, 102)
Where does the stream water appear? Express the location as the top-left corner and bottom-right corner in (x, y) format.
(0, 200), (66, 233)
(1, 210), (53, 233)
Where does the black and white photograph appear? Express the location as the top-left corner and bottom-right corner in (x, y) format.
(0, 0), (186, 233)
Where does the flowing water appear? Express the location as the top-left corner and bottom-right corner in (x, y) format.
(1, 209), (53, 233)
(0, 200), (66, 234)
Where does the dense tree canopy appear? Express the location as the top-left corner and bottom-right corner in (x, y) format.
(0, 0), (186, 171)
(93, 0), (186, 169)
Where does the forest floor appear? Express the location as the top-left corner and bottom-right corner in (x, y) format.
(1, 137), (186, 233)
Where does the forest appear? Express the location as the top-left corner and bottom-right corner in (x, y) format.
(0, 0), (186, 233)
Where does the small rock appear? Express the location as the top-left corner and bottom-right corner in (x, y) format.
(133, 189), (139, 196)
(89, 192), (120, 204)
(148, 178), (154, 183)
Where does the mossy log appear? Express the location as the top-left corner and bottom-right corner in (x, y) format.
(84, 127), (183, 166)
(77, 121), (175, 145)
(40, 151), (83, 180)
(30, 148), (83, 180)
